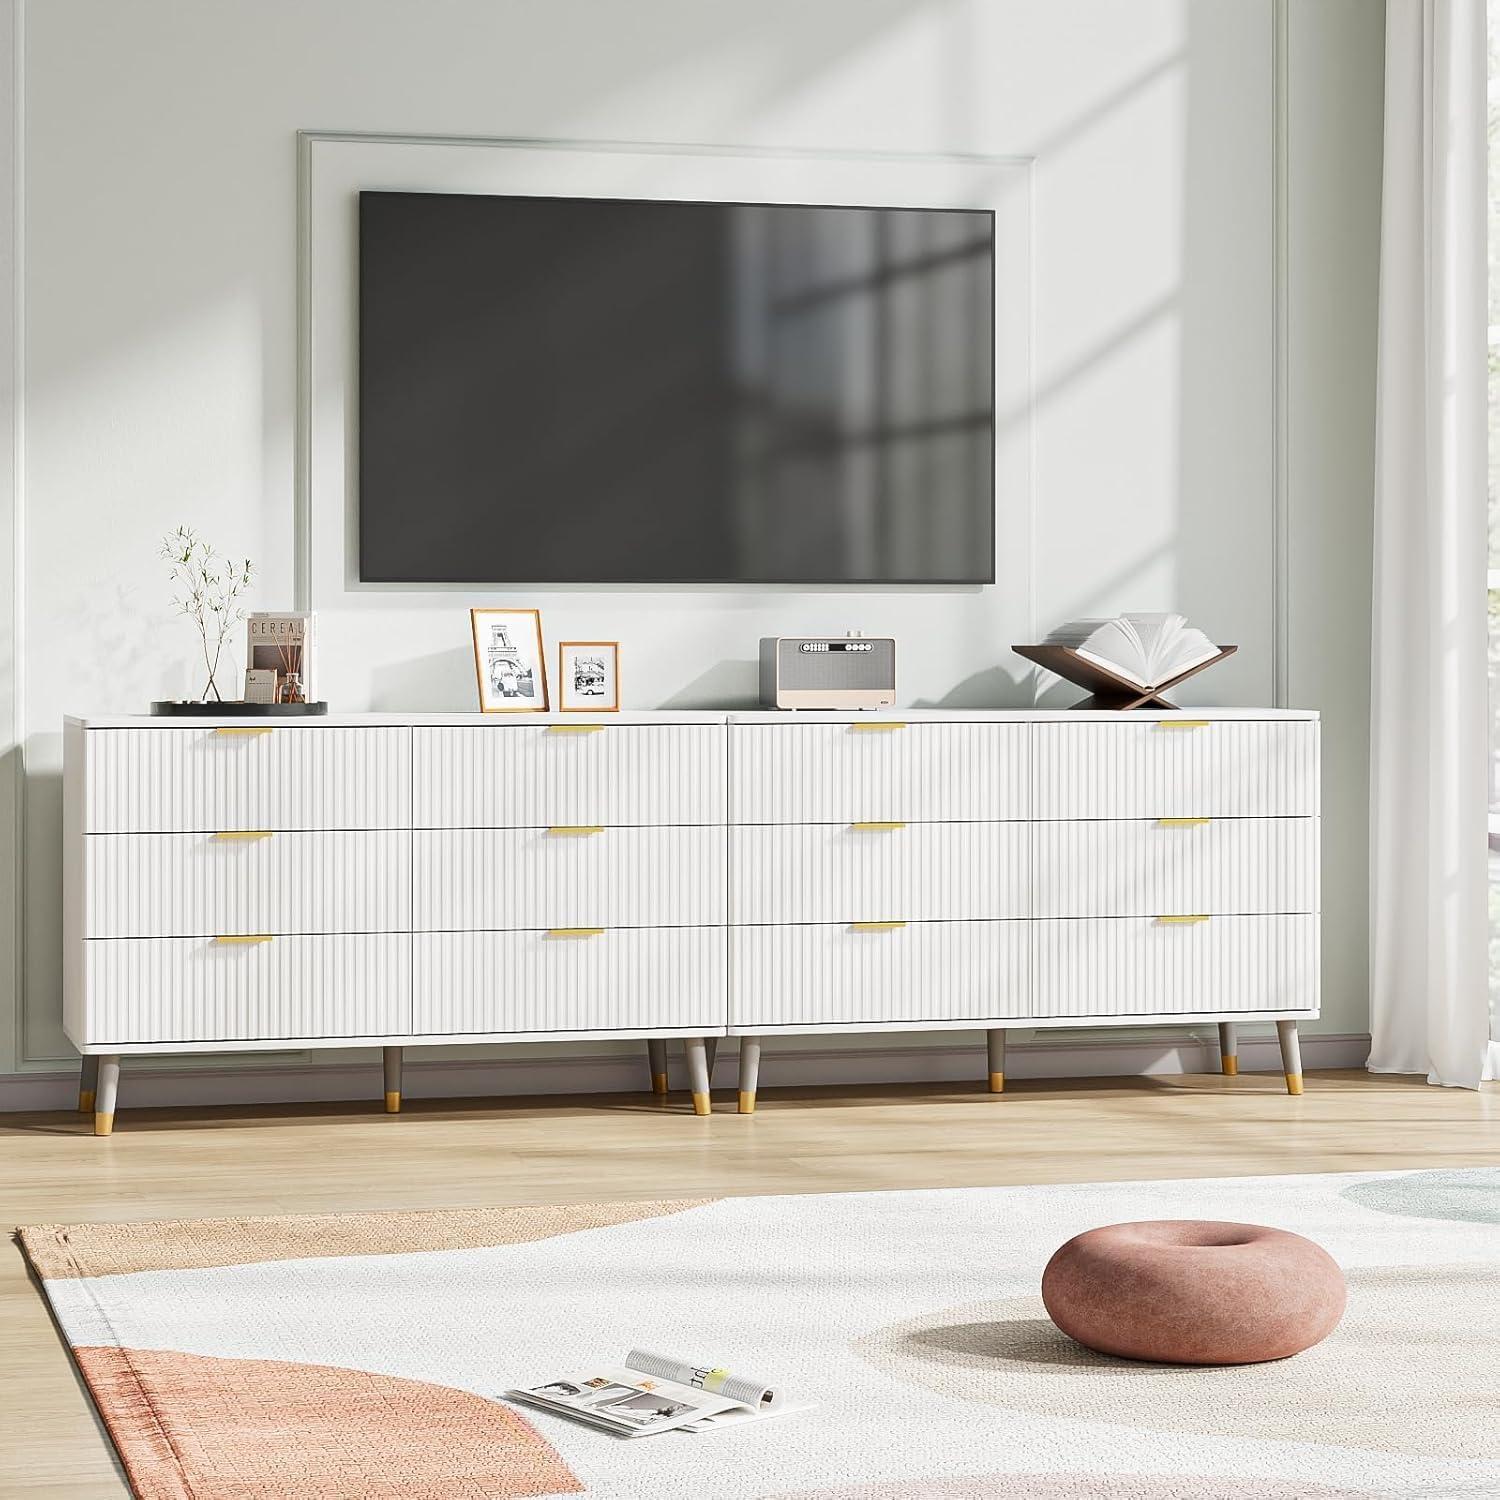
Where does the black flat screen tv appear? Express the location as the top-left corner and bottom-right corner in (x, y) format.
(358, 190), (995, 584)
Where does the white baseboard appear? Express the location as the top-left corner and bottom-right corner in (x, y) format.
(0, 1031), (1372, 1114)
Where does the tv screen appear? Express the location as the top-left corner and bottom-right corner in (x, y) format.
(358, 190), (995, 584)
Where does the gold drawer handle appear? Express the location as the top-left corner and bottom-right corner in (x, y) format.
(545, 927), (605, 938)
(851, 820), (906, 832)
(1156, 817), (1211, 827)
(851, 920), (907, 932)
(214, 933), (274, 944)
(546, 724), (605, 734)
(546, 825), (604, 837)
(850, 722), (907, 732)
(1155, 721), (1209, 730)
(212, 830), (274, 841)
(213, 726), (274, 736)
(1156, 914), (1210, 925)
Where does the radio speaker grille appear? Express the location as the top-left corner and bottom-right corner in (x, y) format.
(777, 640), (895, 691)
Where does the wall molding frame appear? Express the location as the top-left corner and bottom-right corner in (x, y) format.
(294, 127), (1036, 621)
(1, 1029), (1372, 1115)
(1272, 0), (1291, 707)
(3, 0), (22, 1078)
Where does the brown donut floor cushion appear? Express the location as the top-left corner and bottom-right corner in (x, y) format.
(1042, 1219), (1346, 1365)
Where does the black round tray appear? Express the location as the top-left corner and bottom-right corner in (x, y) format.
(150, 701), (329, 717)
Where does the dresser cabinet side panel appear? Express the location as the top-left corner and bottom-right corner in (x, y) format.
(63, 721), (86, 1046)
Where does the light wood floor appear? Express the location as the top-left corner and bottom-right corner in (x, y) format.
(3, 1069), (1496, 1496)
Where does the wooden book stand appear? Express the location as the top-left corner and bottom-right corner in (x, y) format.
(1012, 643), (1238, 710)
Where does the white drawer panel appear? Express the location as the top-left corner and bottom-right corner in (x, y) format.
(413, 826), (724, 931)
(731, 822), (1029, 924)
(1032, 818), (1318, 918)
(413, 928), (724, 1034)
(1031, 721), (1318, 819)
(730, 722), (1028, 824)
(1031, 915), (1318, 1018)
(82, 934), (411, 1044)
(85, 727), (411, 833)
(85, 831), (412, 938)
(413, 725), (723, 828)
(731, 920), (1030, 1027)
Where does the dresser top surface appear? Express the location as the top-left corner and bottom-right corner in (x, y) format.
(67, 707), (1320, 729)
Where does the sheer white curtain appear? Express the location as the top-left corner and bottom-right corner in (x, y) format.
(1368, 0), (1494, 1087)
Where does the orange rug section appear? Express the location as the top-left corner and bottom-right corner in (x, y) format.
(73, 1345), (584, 1500)
(22, 1198), (712, 1278)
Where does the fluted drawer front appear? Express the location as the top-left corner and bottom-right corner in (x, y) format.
(413, 928), (724, 1034)
(730, 920), (1030, 1027)
(85, 727), (411, 832)
(1031, 915), (1318, 1018)
(413, 726), (723, 828)
(413, 827), (724, 931)
(1032, 818), (1318, 918)
(730, 722), (1028, 824)
(85, 831), (411, 937)
(1031, 721), (1318, 819)
(730, 822), (1028, 925)
(81, 935), (411, 1044)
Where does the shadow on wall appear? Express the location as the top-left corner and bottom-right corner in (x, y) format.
(368, 648), (476, 713)
(660, 660), (759, 710)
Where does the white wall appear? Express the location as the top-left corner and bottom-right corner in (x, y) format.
(0, 0), (1385, 1086)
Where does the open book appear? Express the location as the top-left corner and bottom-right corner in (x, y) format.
(505, 1349), (814, 1437)
(1047, 613), (1221, 692)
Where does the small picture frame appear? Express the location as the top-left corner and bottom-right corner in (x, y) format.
(471, 608), (549, 713)
(558, 641), (620, 713)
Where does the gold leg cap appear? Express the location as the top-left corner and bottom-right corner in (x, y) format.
(78, 1089), (95, 1114)
(384, 1091), (401, 1114)
(737, 1090), (756, 1114)
(651, 1072), (669, 1096)
(691, 1092), (711, 1117)
(1222, 1056), (1239, 1077)
(988, 1072), (1005, 1095)
(1285, 1073), (1303, 1096)
(93, 1112), (114, 1137)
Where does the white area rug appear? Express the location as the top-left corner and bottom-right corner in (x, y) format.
(21, 1169), (1500, 1498)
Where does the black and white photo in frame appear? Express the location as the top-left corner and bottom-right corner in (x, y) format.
(470, 608), (549, 713)
(558, 640), (619, 712)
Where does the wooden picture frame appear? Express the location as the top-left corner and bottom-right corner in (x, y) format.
(558, 641), (620, 713)
(470, 608), (549, 713)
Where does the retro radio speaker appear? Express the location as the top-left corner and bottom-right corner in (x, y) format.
(759, 635), (897, 710)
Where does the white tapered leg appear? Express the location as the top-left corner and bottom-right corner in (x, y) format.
(383, 1046), (403, 1113)
(646, 1038), (668, 1096)
(93, 1056), (119, 1137)
(1218, 1022), (1239, 1077)
(78, 1054), (100, 1115)
(1276, 1020), (1303, 1095)
(986, 1029), (1006, 1094)
(684, 1037), (712, 1116)
(738, 1038), (762, 1115)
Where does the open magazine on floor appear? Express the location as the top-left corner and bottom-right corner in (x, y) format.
(505, 1349), (815, 1437)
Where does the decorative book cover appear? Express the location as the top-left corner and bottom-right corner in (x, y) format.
(246, 612), (314, 700)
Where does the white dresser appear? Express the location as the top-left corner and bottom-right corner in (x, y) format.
(63, 708), (1319, 1134)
